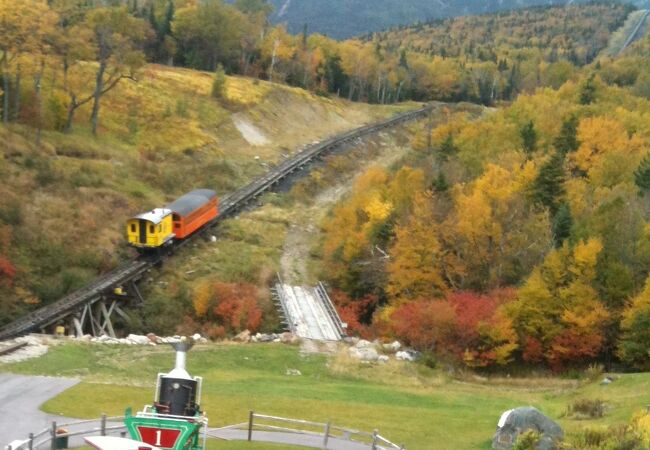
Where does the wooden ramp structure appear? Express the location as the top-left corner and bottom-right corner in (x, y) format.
(274, 282), (346, 341)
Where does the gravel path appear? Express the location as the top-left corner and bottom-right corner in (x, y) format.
(0, 373), (80, 446)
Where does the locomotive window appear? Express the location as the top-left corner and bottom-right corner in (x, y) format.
(158, 225), (162, 232)
(130, 224), (136, 233)
(149, 225), (155, 233)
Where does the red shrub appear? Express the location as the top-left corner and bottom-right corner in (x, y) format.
(330, 290), (378, 338)
(522, 337), (544, 363)
(389, 299), (457, 352)
(547, 330), (603, 371)
(447, 289), (516, 352)
(0, 257), (16, 287)
(212, 282), (263, 333)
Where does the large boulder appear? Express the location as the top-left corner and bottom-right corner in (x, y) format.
(492, 407), (563, 450)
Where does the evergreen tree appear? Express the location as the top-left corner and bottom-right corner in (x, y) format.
(432, 172), (449, 192)
(520, 120), (537, 157)
(438, 134), (457, 162)
(211, 64), (227, 99)
(634, 153), (650, 195)
(532, 151), (565, 215)
(579, 73), (597, 105)
(551, 202), (572, 248)
(554, 115), (579, 154)
(161, 0), (174, 38)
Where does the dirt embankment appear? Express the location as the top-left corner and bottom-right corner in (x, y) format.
(279, 129), (414, 285)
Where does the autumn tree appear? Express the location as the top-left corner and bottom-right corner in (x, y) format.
(173, 1), (247, 71)
(386, 192), (446, 301)
(570, 116), (645, 187)
(86, 7), (147, 135)
(444, 163), (551, 289)
(508, 238), (609, 369)
(59, 7), (147, 134)
(619, 277), (650, 369)
(0, 0), (58, 124)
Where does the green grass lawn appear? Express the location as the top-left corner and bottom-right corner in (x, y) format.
(3, 342), (650, 450)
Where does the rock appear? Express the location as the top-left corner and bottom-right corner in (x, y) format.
(257, 333), (276, 343)
(492, 407), (563, 450)
(280, 332), (299, 344)
(210, 236), (217, 242)
(343, 337), (359, 346)
(286, 369), (302, 376)
(383, 341), (401, 352)
(126, 334), (151, 345)
(601, 376), (613, 385)
(146, 333), (158, 344)
(273, 338), (281, 343)
(192, 333), (202, 341)
(234, 330), (251, 342)
(349, 346), (379, 362)
(396, 350), (419, 362)
(355, 339), (374, 349)
(378, 355), (390, 364)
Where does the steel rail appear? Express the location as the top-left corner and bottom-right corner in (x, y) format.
(0, 105), (432, 341)
(619, 9), (650, 54)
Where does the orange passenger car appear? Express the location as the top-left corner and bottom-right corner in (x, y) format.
(167, 189), (219, 239)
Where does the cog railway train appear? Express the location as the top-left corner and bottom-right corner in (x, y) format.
(127, 189), (218, 251)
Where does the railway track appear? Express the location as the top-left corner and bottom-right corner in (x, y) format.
(0, 104), (433, 341)
(619, 9), (650, 55)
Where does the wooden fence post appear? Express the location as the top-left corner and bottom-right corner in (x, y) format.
(321, 421), (331, 450)
(371, 429), (378, 450)
(101, 413), (107, 436)
(248, 411), (254, 441)
(28, 433), (34, 450)
(50, 422), (57, 450)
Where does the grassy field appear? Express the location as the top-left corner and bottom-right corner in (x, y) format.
(3, 342), (650, 450)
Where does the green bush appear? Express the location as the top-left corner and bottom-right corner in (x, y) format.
(569, 424), (642, 450)
(513, 430), (540, 450)
(566, 398), (606, 419)
(211, 65), (227, 100)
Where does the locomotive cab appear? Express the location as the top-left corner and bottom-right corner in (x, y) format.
(127, 208), (175, 250)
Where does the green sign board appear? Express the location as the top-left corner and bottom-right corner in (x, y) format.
(124, 407), (204, 450)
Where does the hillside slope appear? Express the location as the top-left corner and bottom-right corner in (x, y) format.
(0, 64), (403, 325)
(267, 0), (639, 39)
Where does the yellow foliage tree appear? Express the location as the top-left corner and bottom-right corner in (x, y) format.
(386, 192), (446, 300)
(192, 280), (213, 318)
(571, 116), (646, 187)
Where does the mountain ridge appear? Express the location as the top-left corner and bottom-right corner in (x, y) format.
(266, 0), (644, 39)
